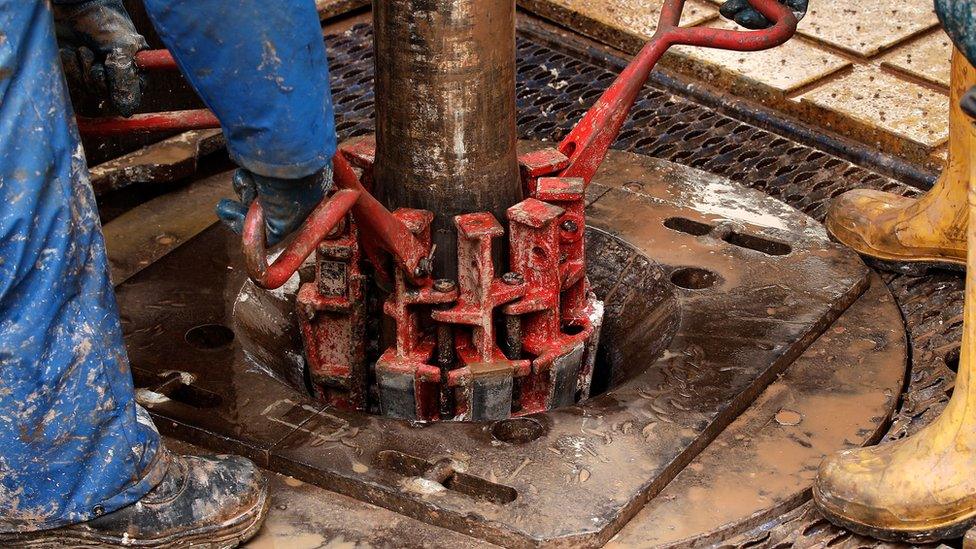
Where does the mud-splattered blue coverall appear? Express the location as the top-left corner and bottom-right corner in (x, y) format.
(0, 0), (336, 532)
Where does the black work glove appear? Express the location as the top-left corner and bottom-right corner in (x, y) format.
(216, 166), (335, 247)
(54, 0), (149, 117)
(720, 0), (808, 29)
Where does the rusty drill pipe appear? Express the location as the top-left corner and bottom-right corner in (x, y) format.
(373, 0), (522, 279)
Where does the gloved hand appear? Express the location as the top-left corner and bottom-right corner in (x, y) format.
(54, 0), (149, 117)
(719, 0), (808, 29)
(216, 166), (334, 247)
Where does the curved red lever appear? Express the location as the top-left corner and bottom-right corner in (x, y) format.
(242, 188), (361, 290)
(558, 0), (798, 185)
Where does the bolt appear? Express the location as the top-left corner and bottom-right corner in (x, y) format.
(324, 246), (353, 260)
(502, 272), (524, 286)
(433, 279), (457, 293)
(155, 234), (175, 246)
(414, 258), (433, 279)
(560, 219), (579, 233)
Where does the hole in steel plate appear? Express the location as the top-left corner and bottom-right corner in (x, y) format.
(723, 232), (791, 256)
(562, 324), (585, 336)
(491, 417), (546, 444)
(377, 450), (518, 504)
(185, 324), (235, 350)
(670, 267), (720, 290)
(664, 217), (712, 236)
(945, 346), (960, 372)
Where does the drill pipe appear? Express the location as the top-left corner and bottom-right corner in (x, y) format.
(373, 0), (522, 279)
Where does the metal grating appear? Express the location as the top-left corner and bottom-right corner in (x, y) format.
(324, 23), (959, 547)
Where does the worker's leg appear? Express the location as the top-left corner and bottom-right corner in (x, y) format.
(141, 0), (336, 179)
(0, 3), (269, 546)
(142, 0), (338, 246)
(0, 0), (167, 532)
(813, 4), (976, 542)
(813, 93), (976, 543)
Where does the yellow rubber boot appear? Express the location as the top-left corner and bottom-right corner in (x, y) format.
(813, 96), (976, 543)
(825, 48), (974, 273)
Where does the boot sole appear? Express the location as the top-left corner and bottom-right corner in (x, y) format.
(0, 483), (270, 549)
(813, 484), (976, 544)
(862, 254), (966, 277)
(825, 220), (966, 276)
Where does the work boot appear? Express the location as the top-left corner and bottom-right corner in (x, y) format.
(0, 452), (269, 548)
(812, 86), (976, 543)
(824, 48), (975, 274)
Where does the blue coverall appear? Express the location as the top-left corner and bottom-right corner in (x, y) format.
(0, 0), (336, 532)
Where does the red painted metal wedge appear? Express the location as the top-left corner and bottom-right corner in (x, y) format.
(332, 152), (433, 284)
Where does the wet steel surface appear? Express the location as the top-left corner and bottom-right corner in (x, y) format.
(163, 438), (495, 549)
(102, 170), (233, 285)
(608, 273), (905, 547)
(119, 143), (877, 547)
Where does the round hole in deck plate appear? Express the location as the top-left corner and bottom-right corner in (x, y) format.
(492, 417), (546, 444)
(185, 324), (235, 351)
(670, 267), (720, 290)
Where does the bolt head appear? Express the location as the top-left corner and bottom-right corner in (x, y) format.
(502, 272), (524, 285)
(433, 279), (457, 293)
(560, 220), (579, 233)
(414, 258), (433, 278)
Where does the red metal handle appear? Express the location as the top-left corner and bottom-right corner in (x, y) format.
(243, 188), (361, 290)
(135, 49), (178, 71)
(558, 0), (797, 185)
(76, 109), (220, 136)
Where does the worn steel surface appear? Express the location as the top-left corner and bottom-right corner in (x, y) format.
(373, 0), (522, 278)
(101, 169), (233, 285)
(89, 129), (224, 195)
(163, 438), (493, 549)
(608, 272), (905, 547)
(120, 142), (875, 547)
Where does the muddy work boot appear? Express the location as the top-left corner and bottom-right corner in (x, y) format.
(0, 453), (269, 548)
(813, 74), (976, 543)
(825, 48), (975, 274)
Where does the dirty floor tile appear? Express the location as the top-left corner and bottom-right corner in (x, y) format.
(672, 19), (850, 94)
(795, 0), (939, 58)
(315, 0), (369, 19)
(518, 0), (717, 45)
(881, 29), (953, 87)
(799, 67), (949, 148)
